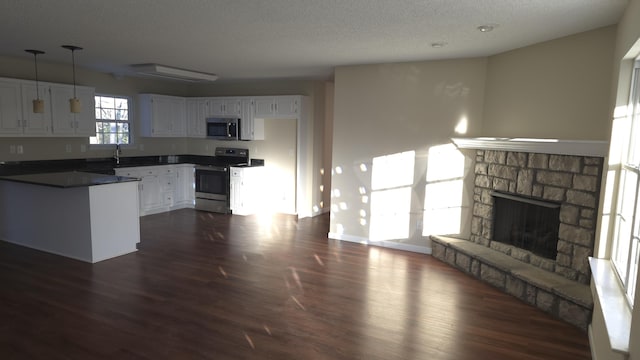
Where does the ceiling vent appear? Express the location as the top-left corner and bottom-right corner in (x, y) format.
(131, 64), (218, 82)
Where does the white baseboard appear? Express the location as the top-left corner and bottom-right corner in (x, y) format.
(328, 232), (432, 254)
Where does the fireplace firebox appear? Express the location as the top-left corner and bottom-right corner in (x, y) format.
(491, 191), (560, 260)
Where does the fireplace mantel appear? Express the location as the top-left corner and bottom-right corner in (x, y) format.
(451, 137), (609, 157)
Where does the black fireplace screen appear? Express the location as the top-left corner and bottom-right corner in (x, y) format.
(492, 191), (560, 260)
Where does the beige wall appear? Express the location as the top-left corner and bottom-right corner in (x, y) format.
(330, 58), (488, 245)
(323, 82), (334, 213)
(483, 26), (616, 140)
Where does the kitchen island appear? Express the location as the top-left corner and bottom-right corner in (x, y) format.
(0, 171), (140, 263)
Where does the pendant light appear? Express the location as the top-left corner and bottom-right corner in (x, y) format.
(62, 45), (82, 113)
(25, 49), (45, 113)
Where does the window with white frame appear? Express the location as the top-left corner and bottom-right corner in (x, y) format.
(611, 59), (640, 305)
(90, 95), (131, 145)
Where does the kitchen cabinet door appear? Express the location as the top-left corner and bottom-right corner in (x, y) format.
(49, 85), (76, 136)
(253, 96), (299, 118)
(229, 166), (264, 215)
(239, 98), (264, 141)
(73, 87), (97, 136)
(20, 83), (51, 135)
(186, 98), (207, 138)
(50, 85), (96, 136)
(140, 175), (163, 213)
(273, 96), (299, 117)
(175, 164), (195, 206)
(253, 97), (275, 118)
(139, 94), (186, 137)
(0, 80), (25, 135)
(209, 98), (241, 117)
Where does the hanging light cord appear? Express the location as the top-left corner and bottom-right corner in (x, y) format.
(34, 54), (40, 99)
(71, 48), (77, 98)
(62, 45), (82, 98)
(25, 49), (45, 100)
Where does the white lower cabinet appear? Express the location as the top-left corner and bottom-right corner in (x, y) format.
(230, 166), (264, 215)
(175, 164), (195, 207)
(141, 173), (163, 212)
(116, 164), (195, 216)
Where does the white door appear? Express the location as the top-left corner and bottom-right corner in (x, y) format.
(20, 83), (51, 135)
(50, 85), (76, 136)
(74, 87), (96, 136)
(0, 81), (25, 135)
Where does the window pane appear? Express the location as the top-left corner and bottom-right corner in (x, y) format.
(613, 169), (638, 287)
(628, 238), (639, 304)
(613, 214), (632, 284)
(116, 109), (128, 121)
(628, 67), (640, 165)
(101, 96), (114, 109)
(115, 98), (128, 110)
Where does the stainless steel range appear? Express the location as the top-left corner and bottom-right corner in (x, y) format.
(194, 147), (249, 213)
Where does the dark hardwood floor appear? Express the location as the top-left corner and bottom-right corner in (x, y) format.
(0, 210), (591, 359)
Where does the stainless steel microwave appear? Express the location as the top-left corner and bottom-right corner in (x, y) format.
(206, 117), (240, 140)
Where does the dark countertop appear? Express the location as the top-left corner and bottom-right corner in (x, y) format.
(0, 155), (264, 177)
(0, 171), (140, 188)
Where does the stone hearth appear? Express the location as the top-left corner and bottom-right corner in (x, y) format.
(431, 235), (592, 330)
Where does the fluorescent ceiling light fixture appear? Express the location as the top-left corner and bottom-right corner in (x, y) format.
(131, 64), (218, 82)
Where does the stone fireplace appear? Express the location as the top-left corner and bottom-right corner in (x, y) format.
(471, 149), (603, 285)
(430, 138), (607, 329)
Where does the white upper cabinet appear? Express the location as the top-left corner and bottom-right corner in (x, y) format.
(20, 83), (51, 135)
(240, 98), (264, 141)
(139, 94), (186, 137)
(0, 77), (96, 137)
(186, 98), (208, 138)
(50, 85), (96, 136)
(254, 96), (299, 118)
(209, 98), (241, 117)
(139, 93), (301, 140)
(0, 80), (25, 135)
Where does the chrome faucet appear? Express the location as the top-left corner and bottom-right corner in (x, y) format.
(114, 143), (121, 165)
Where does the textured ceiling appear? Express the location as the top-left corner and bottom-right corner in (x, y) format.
(0, 0), (628, 82)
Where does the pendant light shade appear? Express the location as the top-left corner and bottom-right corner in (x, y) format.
(62, 45), (82, 113)
(25, 49), (45, 113)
